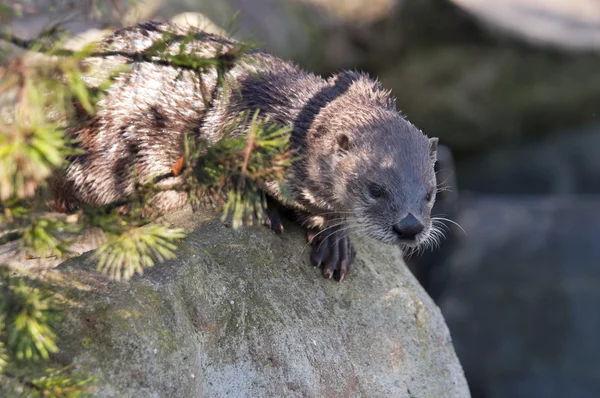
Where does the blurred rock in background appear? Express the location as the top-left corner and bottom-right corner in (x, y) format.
(450, 0), (600, 51)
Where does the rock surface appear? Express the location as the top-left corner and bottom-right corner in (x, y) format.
(440, 195), (600, 398)
(26, 207), (470, 397)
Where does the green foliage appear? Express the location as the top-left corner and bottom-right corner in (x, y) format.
(0, 318), (8, 372)
(0, 14), (292, 279)
(20, 218), (73, 258)
(197, 110), (295, 229)
(0, 125), (68, 200)
(0, 3), (15, 23)
(29, 366), (96, 398)
(0, 267), (94, 397)
(95, 225), (186, 280)
(0, 267), (58, 361)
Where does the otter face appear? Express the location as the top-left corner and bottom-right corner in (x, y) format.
(328, 117), (440, 251)
(305, 71), (442, 252)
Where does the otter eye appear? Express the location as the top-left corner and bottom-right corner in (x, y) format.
(425, 189), (434, 202)
(369, 184), (383, 199)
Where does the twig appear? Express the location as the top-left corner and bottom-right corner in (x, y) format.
(238, 122), (256, 191)
(1, 30), (241, 73)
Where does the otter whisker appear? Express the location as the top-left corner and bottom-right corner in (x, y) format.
(436, 185), (453, 193)
(300, 220), (348, 254)
(347, 220), (379, 239)
(316, 221), (369, 251)
(298, 218), (368, 261)
(345, 221), (380, 243)
(402, 245), (417, 259)
(435, 175), (455, 190)
(429, 225), (447, 240)
(425, 231), (442, 250)
(431, 220), (451, 232)
(314, 211), (355, 217)
(431, 217), (465, 235)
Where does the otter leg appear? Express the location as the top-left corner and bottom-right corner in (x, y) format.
(48, 171), (81, 213)
(257, 195), (284, 234)
(308, 224), (357, 282)
(262, 205), (284, 234)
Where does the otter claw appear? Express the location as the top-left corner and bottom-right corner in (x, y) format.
(309, 226), (356, 282)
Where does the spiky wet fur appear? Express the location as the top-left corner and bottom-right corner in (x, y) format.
(52, 21), (439, 256)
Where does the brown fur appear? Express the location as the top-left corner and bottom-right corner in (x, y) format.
(53, 21), (439, 264)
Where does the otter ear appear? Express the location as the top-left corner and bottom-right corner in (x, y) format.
(337, 133), (352, 152)
(429, 137), (438, 160)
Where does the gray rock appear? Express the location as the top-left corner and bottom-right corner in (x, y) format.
(21, 207), (469, 397)
(440, 195), (600, 398)
(449, 0), (600, 52)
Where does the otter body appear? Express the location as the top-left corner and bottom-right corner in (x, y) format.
(55, 21), (440, 281)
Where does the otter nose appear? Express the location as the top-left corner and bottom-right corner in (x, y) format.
(393, 213), (424, 240)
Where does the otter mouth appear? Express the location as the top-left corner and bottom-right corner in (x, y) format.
(349, 217), (427, 248)
(390, 226), (429, 249)
(390, 226), (422, 247)
(375, 231), (423, 247)
(396, 237), (420, 247)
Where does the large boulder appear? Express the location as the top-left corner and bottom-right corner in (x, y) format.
(13, 207), (469, 397)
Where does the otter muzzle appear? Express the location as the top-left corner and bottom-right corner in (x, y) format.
(393, 213), (424, 241)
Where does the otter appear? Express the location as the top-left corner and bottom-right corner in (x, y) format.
(52, 21), (440, 281)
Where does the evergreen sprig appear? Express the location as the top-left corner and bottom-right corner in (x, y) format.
(198, 110), (295, 228)
(0, 266), (94, 397)
(95, 225), (186, 281)
(0, 267), (58, 361)
(1, 18), (291, 279)
(0, 124), (68, 201)
(20, 217), (74, 259)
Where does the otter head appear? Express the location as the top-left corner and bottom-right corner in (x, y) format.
(306, 71), (439, 250)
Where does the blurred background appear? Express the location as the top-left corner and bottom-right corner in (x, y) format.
(4, 0), (600, 397)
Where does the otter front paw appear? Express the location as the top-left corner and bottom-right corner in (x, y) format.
(308, 226), (356, 282)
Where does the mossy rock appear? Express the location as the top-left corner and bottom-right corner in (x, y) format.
(13, 207), (468, 397)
